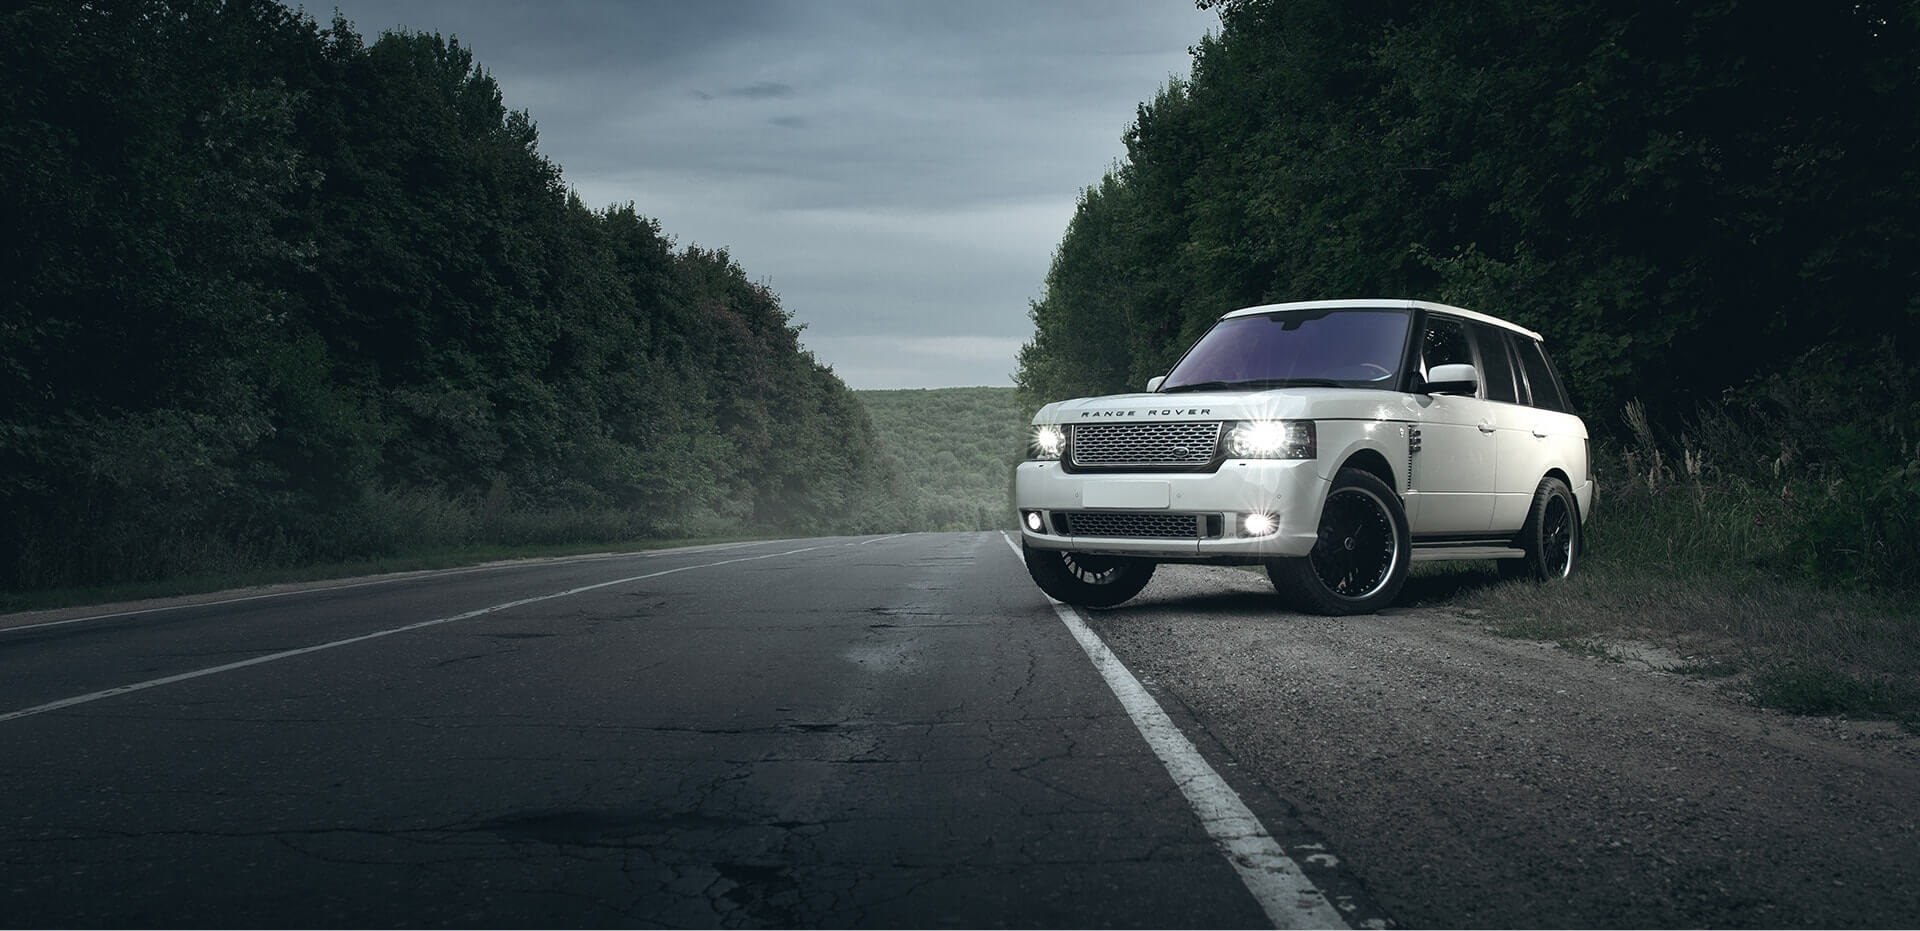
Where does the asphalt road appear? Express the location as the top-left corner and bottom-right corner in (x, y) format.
(0, 534), (1369, 928)
(3, 532), (1915, 928)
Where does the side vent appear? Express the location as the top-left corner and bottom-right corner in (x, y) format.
(1406, 426), (1421, 491)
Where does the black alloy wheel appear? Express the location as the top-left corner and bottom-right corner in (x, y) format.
(1023, 543), (1156, 608)
(1268, 467), (1410, 615)
(1502, 477), (1579, 581)
(1311, 485), (1399, 598)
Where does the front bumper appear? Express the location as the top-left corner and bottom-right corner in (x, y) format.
(1013, 459), (1331, 560)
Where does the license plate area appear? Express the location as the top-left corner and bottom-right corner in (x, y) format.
(1082, 481), (1171, 509)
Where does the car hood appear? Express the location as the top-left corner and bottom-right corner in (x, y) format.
(1033, 388), (1416, 424)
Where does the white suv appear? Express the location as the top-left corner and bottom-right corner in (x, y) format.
(1015, 299), (1594, 615)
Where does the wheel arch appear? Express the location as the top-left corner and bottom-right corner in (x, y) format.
(1336, 447), (1400, 500)
(1269, 461), (1412, 615)
(1541, 467), (1580, 519)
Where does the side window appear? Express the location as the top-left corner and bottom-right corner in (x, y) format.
(1470, 323), (1520, 404)
(1418, 316), (1473, 384)
(1516, 338), (1572, 412)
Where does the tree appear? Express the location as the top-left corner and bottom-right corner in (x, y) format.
(1019, 0), (1920, 428)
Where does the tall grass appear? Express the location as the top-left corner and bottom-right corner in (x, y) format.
(1600, 354), (1920, 593)
(0, 481), (749, 609)
(0, 480), (784, 614)
(1462, 348), (1920, 726)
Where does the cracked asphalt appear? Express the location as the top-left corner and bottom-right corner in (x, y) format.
(7, 532), (1912, 928)
(0, 534), (1347, 928)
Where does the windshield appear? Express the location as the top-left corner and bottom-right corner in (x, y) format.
(1159, 308), (1413, 392)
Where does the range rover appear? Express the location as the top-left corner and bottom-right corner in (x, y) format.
(1014, 299), (1594, 615)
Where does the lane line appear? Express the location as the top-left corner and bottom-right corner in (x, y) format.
(1001, 534), (1347, 930)
(849, 533), (912, 546)
(0, 540), (773, 636)
(0, 546), (820, 724)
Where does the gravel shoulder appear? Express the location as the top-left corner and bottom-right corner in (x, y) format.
(1084, 564), (1920, 928)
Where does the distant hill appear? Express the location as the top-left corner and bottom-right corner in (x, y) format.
(857, 388), (1025, 532)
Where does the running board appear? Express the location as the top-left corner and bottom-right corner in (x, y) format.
(1410, 545), (1526, 561)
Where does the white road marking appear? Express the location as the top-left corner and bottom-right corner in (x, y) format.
(0, 541), (771, 636)
(849, 533), (912, 546)
(0, 546), (820, 724)
(1001, 533), (1348, 930)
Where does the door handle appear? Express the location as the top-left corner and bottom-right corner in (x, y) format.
(1532, 427), (1549, 438)
(1478, 422), (1496, 434)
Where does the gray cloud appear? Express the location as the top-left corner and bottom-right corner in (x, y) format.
(719, 81), (796, 99)
(319, 0), (1215, 388)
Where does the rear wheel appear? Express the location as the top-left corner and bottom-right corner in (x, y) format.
(1501, 477), (1579, 581)
(1268, 468), (1410, 615)
(1023, 544), (1155, 608)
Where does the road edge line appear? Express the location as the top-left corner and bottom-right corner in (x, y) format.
(0, 541), (776, 636)
(1001, 533), (1348, 930)
(0, 547), (820, 724)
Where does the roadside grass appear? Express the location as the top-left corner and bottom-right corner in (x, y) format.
(1408, 489), (1920, 732)
(1446, 562), (1920, 733)
(1391, 391), (1920, 731)
(0, 534), (783, 616)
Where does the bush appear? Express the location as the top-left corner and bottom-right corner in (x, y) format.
(1596, 342), (1920, 591)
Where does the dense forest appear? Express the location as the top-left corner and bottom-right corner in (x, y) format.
(1019, 0), (1920, 590)
(0, 0), (906, 592)
(857, 388), (1024, 532)
(12, 1), (1917, 597)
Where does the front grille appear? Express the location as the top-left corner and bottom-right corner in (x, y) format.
(1064, 512), (1201, 539)
(1071, 422), (1222, 467)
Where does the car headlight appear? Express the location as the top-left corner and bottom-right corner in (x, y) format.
(1031, 425), (1065, 460)
(1226, 420), (1315, 459)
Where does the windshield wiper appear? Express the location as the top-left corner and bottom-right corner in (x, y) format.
(1160, 377), (1343, 393)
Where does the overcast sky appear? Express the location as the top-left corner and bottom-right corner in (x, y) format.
(309, 0), (1215, 389)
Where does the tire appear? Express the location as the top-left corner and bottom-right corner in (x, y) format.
(1267, 468), (1410, 615)
(1501, 477), (1579, 581)
(1022, 544), (1155, 608)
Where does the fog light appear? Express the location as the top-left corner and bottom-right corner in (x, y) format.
(1025, 511), (1045, 533)
(1243, 513), (1278, 537)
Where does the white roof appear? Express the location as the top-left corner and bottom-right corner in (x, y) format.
(1219, 299), (1545, 342)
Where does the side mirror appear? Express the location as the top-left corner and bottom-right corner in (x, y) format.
(1146, 375), (1166, 393)
(1423, 363), (1478, 396)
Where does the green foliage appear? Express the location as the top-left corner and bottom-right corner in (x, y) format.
(1748, 662), (1918, 726)
(0, 1), (909, 591)
(1598, 341), (1920, 592)
(1021, 0), (1920, 413)
(1018, 0), (1920, 593)
(858, 388), (1026, 531)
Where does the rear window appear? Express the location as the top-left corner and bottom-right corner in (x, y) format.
(1516, 338), (1572, 412)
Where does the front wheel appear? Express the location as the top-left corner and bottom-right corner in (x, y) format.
(1500, 477), (1579, 581)
(1023, 544), (1155, 608)
(1267, 468), (1411, 615)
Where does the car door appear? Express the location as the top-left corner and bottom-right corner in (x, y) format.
(1468, 323), (1542, 532)
(1404, 313), (1495, 534)
(1510, 333), (1591, 514)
